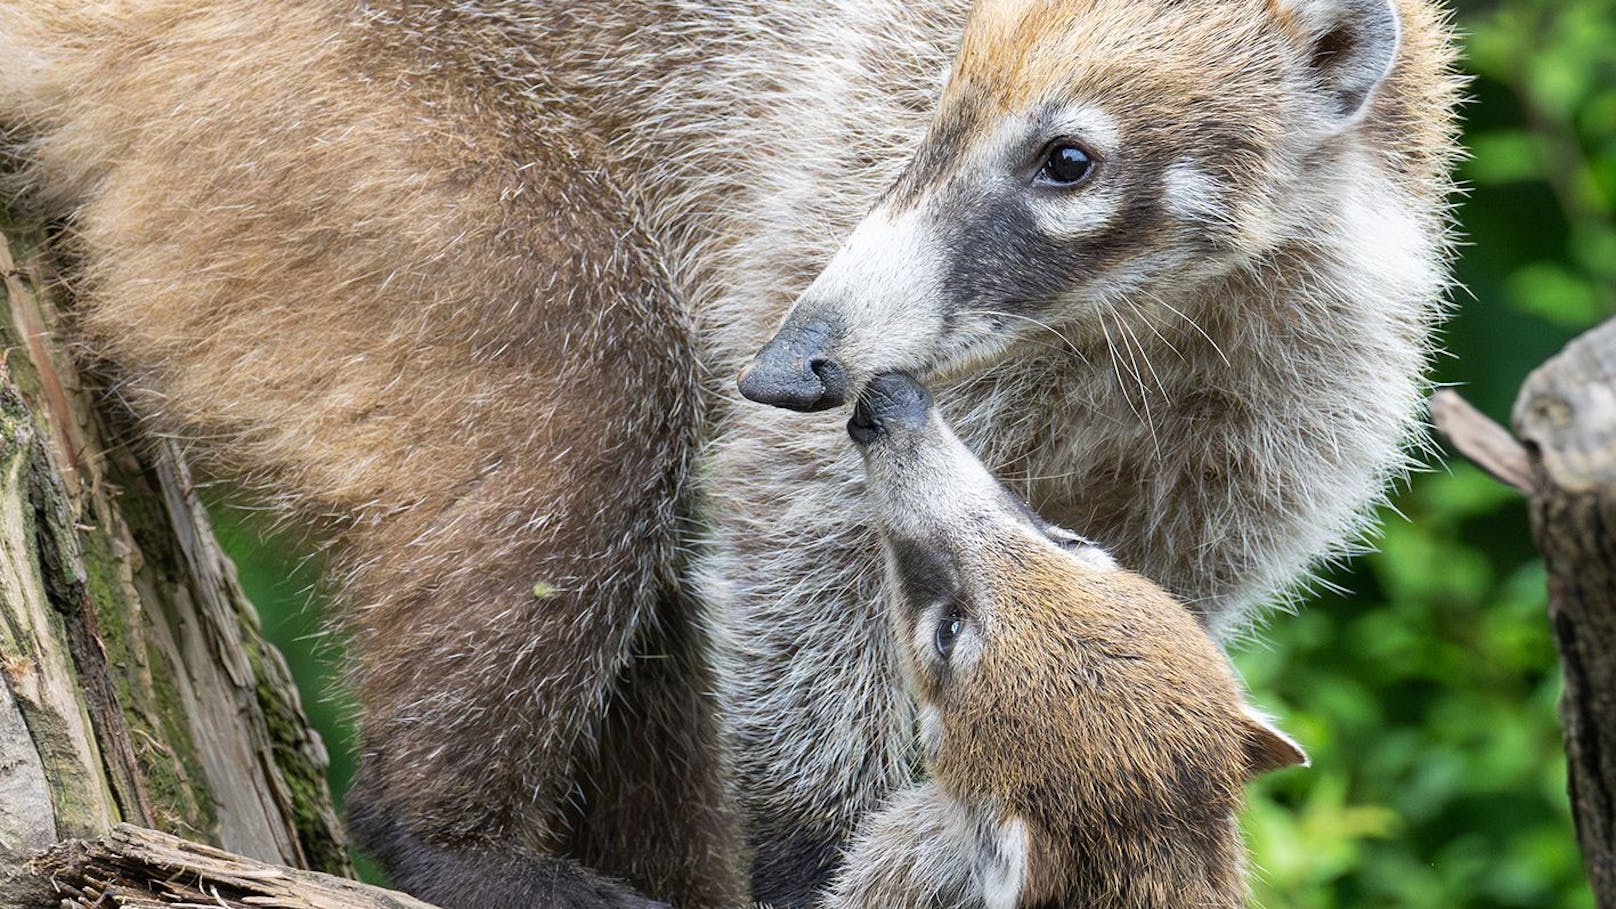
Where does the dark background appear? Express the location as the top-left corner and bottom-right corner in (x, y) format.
(216, 1), (1616, 904)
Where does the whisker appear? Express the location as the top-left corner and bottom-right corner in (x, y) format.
(957, 307), (1092, 368)
(1118, 306), (1170, 399)
(1125, 292), (1188, 363)
(1153, 297), (1230, 367)
(1107, 309), (1163, 458)
(1095, 311), (1142, 426)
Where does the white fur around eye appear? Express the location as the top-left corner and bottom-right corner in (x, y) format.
(1022, 103), (1124, 239)
(1045, 105), (1121, 153)
(1029, 183), (1123, 240)
(1164, 160), (1229, 225)
(916, 703), (944, 763)
(912, 601), (941, 665)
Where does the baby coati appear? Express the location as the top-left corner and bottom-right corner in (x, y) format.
(828, 373), (1306, 909)
(0, 0), (1456, 906)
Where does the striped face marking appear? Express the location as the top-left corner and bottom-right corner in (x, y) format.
(796, 32), (1249, 380)
(770, 0), (1399, 387)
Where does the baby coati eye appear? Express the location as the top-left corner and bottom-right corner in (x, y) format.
(1037, 141), (1096, 187)
(935, 608), (966, 660)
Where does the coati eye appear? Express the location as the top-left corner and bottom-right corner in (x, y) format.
(935, 607), (966, 660)
(1038, 142), (1096, 187)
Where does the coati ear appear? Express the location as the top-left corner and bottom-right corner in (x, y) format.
(1279, 0), (1402, 126)
(1240, 705), (1309, 778)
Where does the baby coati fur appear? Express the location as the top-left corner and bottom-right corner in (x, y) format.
(0, 1), (1459, 907)
(828, 372), (1306, 909)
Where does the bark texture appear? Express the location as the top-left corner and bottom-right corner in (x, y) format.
(34, 824), (432, 909)
(0, 209), (349, 906)
(1433, 315), (1616, 909)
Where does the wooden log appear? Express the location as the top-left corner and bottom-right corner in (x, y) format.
(0, 205), (349, 906)
(33, 824), (436, 909)
(1432, 315), (1616, 909)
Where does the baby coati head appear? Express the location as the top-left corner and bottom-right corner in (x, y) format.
(845, 373), (1306, 907)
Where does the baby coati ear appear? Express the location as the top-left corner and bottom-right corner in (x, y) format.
(1240, 705), (1310, 778)
(1279, 0), (1402, 125)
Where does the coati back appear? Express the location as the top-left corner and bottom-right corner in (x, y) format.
(828, 373), (1306, 908)
(0, 3), (734, 907)
(0, 1), (1458, 907)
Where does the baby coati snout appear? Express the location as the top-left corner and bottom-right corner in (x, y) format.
(831, 373), (1307, 908)
(847, 371), (932, 443)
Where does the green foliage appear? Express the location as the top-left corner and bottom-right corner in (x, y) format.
(1239, 1), (1614, 904)
(219, 0), (1613, 901)
(210, 515), (359, 808)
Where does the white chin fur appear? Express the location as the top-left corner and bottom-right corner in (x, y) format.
(978, 813), (1030, 909)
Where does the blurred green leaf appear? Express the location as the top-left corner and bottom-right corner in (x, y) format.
(1508, 262), (1606, 326)
(1465, 131), (1548, 184)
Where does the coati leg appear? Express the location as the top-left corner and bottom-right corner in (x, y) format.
(0, 4), (739, 906)
(565, 591), (744, 907)
(701, 414), (911, 907)
(337, 459), (734, 909)
(345, 799), (668, 909)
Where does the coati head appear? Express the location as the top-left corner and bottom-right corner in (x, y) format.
(739, 0), (1410, 410)
(847, 373), (1306, 907)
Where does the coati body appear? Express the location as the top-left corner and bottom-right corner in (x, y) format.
(829, 372), (1306, 909)
(0, 1), (1459, 907)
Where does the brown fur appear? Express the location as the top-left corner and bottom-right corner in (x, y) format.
(836, 377), (1304, 908)
(934, 548), (1272, 907)
(2, 2), (737, 906)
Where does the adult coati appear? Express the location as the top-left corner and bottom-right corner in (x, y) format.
(0, 0), (1459, 907)
(826, 372), (1307, 909)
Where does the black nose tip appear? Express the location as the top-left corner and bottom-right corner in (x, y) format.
(737, 319), (848, 412)
(848, 373), (933, 445)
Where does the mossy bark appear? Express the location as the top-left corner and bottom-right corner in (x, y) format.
(0, 212), (350, 906)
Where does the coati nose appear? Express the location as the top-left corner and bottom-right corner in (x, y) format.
(848, 372), (932, 445)
(737, 318), (849, 411)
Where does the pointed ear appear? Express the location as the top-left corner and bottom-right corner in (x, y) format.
(1279, 0), (1402, 126)
(1240, 705), (1309, 777)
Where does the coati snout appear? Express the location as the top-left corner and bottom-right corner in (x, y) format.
(738, 316), (849, 411)
(847, 372), (931, 442)
(835, 372), (1307, 908)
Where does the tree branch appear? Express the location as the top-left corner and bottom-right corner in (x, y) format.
(1, 196), (348, 902)
(1429, 389), (1535, 493)
(1434, 316), (1616, 908)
